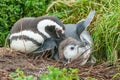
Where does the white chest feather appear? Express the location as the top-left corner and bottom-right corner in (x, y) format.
(10, 39), (39, 53)
(10, 30), (44, 53)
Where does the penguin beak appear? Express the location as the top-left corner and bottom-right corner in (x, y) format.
(56, 28), (66, 39)
(55, 27), (65, 34)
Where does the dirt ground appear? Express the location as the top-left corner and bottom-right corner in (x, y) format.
(0, 47), (120, 80)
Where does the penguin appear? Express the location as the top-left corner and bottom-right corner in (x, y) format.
(59, 10), (96, 65)
(9, 16), (65, 54)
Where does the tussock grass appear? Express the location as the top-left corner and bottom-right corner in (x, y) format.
(93, 9), (120, 63)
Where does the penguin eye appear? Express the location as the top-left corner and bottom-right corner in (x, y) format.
(70, 46), (74, 50)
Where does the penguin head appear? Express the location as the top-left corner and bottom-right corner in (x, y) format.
(49, 16), (66, 39)
(58, 37), (86, 63)
(37, 16), (66, 39)
(45, 25), (65, 39)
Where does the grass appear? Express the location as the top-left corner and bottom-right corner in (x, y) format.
(9, 68), (35, 80)
(9, 66), (98, 80)
(40, 66), (79, 80)
(0, 0), (120, 63)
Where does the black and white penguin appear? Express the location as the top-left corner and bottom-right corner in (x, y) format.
(9, 16), (65, 54)
(59, 10), (96, 65)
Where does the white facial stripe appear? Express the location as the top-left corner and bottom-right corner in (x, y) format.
(10, 39), (39, 53)
(10, 30), (44, 43)
(37, 19), (64, 37)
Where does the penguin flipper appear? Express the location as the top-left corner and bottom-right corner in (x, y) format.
(32, 38), (57, 54)
(76, 10), (95, 37)
(84, 10), (95, 28)
(76, 20), (86, 37)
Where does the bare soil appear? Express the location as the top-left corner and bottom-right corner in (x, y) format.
(0, 47), (120, 80)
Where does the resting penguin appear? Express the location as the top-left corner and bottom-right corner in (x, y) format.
(58, 10), (96, 65)
(32, 10), (96, 65)
(9, 16), (65, 54)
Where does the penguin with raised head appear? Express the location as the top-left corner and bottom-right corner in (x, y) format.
(9, 16), (65, 54)
(58, 10), (96, 65)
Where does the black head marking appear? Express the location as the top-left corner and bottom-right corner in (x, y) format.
(45, 25), (58, 38)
